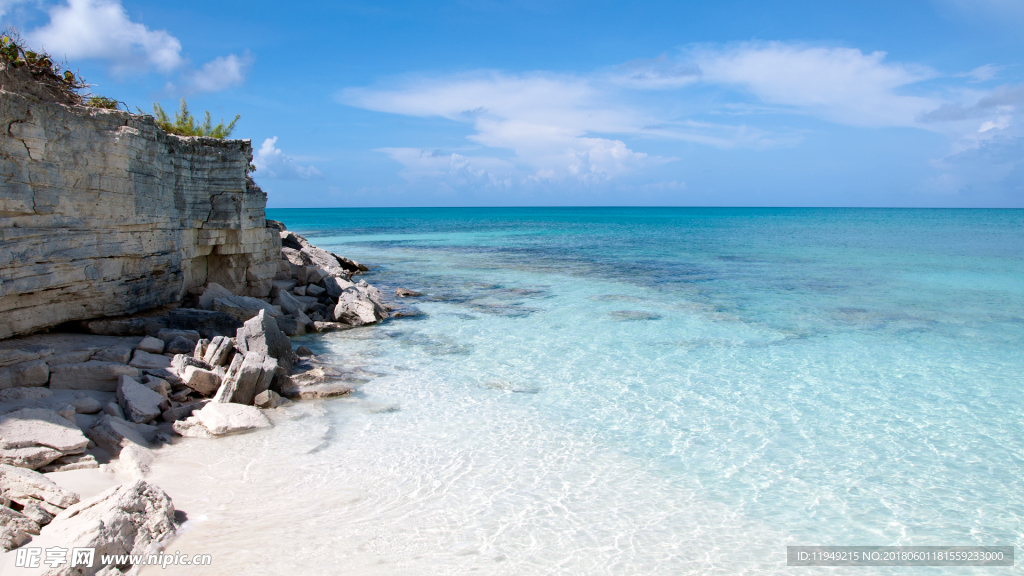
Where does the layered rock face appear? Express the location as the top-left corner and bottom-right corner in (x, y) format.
(0, 90), (280, 339)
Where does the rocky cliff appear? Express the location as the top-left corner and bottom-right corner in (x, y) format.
(0, 90), (280, 339)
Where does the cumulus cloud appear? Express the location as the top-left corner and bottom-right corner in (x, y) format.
(253, 137), (323, 180)
(22, 0), (249, 92)
(343, 72), (670, 184)
(184, 52), (252, 93)
(691, 43), (939, 127)
(29, 0), (182, 73)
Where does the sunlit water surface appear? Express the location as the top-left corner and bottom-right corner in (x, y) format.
(142, 208), (1024, 575)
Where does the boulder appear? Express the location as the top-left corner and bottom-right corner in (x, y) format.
(193, 338), (209, 358)
(213, 295), (283, 322)
(273, 289), (306, 315)
(156, 329), (201, 345)
(20, 500), (54, 527)
(0, 359), (49, 389)
(128, 350), (172, 370)
(117, 376), (166, 424)
(135, 336), (165, 354)
(0, 505), (37, 551)
(103, 402), (125, 419)
(91, 345), (132, 364)
(0, 464), (80, 509)
(201, 336), (235, 367)
(396, 287), (423, 297)
(33, 480), (175, 570)
(306, 284), (326, 297)
(276, 316), (306, 336)
(313, 321), (350, 333)
(161, 400), (209, 422)
(117, 444), (155, 479)
(172, 416), (215, 438)
(181, 366), (220, 396)
(333, 293), (380, 326)
(164, 335), (195, 355)
(198, 281), (233, 310)
(271, 279), (299, 297)
(38, 453), (99, 473)
(171, 353), (213, 376)
(0, 346), (54, 368)
(71, 396), (103, 414)
(235, 310), (293, 367)
(253, 356), (279, 400)
(0, 408), (89, 454)
(195, 402), (272, 436)
(50, 361), (140, 392)
(296, 345), (313, 357)
(293, 285), (307, 296)
(86, 415), (149, 456)
(213, 352), (264, 405)
(0, 446), (63, 470)
(323, 276), (355, 299)
(254, 390), (287, 409)
(168, 308), (243, 339)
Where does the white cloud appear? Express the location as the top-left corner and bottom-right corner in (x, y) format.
(342, 72), (669, 184)
(30, 0), (182, 73)
(185, 52), (252, 93)
(253, 137), (323, 180)
(691, 43), (939, 127)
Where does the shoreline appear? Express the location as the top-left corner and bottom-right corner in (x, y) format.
(0, 225), (416, 574)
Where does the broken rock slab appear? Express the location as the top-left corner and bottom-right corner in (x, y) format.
(38, 453), (99, 473)
(86, 415), (150, 456)
(195, 402), (271, 436)
(0, 464), (80, 509)
(31, 480), (175, 572)
(0, 446), (63, 470)
(0, 359), (49, 389)
(236, 310), (293, 368)
(129, 350), (172, 370)
(0, 505), (38, 551)
(49, 361), (140, 392)
(161, 400), (209, 422)
(168, 308), (243, 339)
(0, 408), (89, 454)
(136, 336), (165, 354)
(117, 376), (166, 424)
(164, 335), (195, 355)
(181, 366), (221, 396)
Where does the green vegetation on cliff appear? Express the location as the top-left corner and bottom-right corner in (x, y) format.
(152, 99), (240, 139)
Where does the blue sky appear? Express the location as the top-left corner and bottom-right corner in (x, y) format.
(2, 0), (1023, 207)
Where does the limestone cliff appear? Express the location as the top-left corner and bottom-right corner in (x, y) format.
(0, 90), (280, 339)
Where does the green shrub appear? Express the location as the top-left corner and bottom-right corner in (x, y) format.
(152, 99), (240, 138)
(85, 96), (119, 109)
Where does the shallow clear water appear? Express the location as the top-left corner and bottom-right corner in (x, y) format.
(143, 208), (1024, 575)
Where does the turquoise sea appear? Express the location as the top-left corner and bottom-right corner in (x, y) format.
(145, 208), (1024, 575)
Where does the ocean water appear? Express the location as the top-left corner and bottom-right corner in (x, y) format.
(142, 208), (1024, 575)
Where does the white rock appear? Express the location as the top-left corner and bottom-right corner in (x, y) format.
(71, 396), (104, 414)
(117, 444), (155, 479)
(253, 389), (287, 409)
(0, 464), (80, 508)
(0, 505), (37, 551)
(86, 416), (149, 456)
(0, 408), (89, 453)
(103, 401), (125, 419)
(195, 402), (272, 436)
(0, 359), (49, 389)
(136, 336), (165, 354)
(116, 376), (166, 424)
(0, 446), (63, 470)
(182, 366), (221, 396)
(128, 350), (172, 370)
(172, 416), (214, 438)
(33, 480), (175, 567)
(49, 361), (141, 392)
(198, 281), (234, 310)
